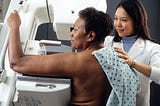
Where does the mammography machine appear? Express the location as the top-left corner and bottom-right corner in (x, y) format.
(0, 0), (107, 106)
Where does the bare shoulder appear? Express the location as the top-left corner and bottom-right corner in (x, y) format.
(75, 51), (102, 73)
(44, 51), (92, 75)
(56, 51), (100, 75)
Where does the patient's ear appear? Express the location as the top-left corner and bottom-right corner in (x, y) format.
(87, 31), (96, 42)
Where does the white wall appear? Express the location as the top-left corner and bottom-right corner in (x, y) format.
(2, 0), (11, 21)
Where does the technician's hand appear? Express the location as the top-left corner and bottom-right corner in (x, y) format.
(114, 47), (134, 67)
(7, 10), (21, 29)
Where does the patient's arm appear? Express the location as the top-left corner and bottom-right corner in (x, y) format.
(7, 10), (75, 76)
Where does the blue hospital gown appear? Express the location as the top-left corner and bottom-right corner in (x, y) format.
(92, 47), (140, 106)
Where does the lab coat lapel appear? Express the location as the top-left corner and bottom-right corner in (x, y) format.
(113, 42), (123, 48)
(128, 38), (145, 59)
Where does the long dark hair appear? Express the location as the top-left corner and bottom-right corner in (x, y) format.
(113, 0), (154, 42)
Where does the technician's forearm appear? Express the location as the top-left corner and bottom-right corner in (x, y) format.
(131, 60), (151, 77)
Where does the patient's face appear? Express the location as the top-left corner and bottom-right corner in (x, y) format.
(70, 17), (88, 50)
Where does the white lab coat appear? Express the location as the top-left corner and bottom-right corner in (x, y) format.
(104, 36), (160, 106)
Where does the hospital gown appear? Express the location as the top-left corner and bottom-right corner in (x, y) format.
(92, 47), (140, 106)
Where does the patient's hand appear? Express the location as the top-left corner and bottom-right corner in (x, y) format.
(7, 10), (21, 29)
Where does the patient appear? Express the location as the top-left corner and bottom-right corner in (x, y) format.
(7, 7), (139, 106)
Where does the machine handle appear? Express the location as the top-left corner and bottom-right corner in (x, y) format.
(35, 83), (56, 89)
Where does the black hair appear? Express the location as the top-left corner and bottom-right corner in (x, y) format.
(113, 0), (154, 42)
(79, 7), (113, 43)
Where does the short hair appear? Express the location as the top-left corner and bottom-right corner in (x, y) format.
(79, 7), (113, 43)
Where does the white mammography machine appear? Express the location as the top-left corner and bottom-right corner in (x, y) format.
(0, 0), (107, 106)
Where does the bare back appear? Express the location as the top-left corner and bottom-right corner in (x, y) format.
(68, 50), (111, 106)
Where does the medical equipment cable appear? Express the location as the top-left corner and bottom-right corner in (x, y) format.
(46, 0), (51, 23)
(46, 0), (51, 39)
